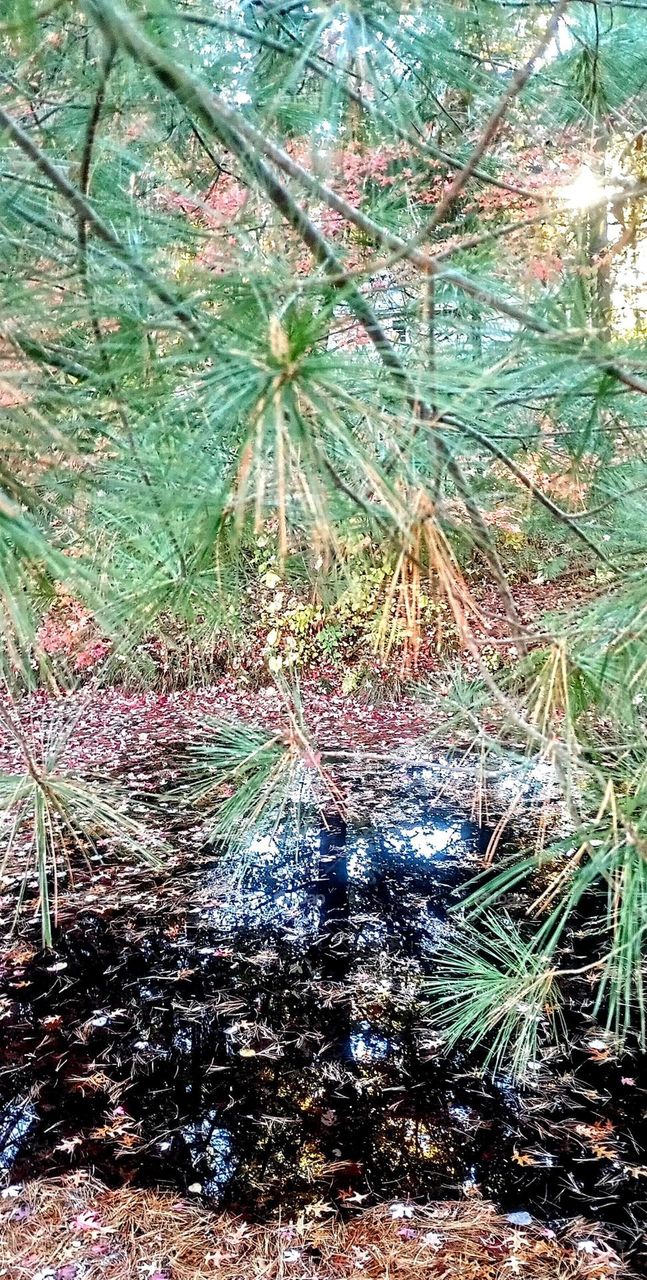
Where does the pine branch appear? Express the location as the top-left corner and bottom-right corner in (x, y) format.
(87, 0), (528, 655)
(74, 36), (191, 582)
(170, 10), (550, 203)
(78, 35), (117, 271)
(416, 0), (570, 239)
(0, 104), (205, 342)
(8, 332), (93, 380)
(440, 416), (616, 565)
(122, 11), (647, 404)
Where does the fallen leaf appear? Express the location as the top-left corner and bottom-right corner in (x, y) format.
(511, 1148), (539, 1167)
(390, 1203), (414, 1219)
(55, 1136), (83, 1155)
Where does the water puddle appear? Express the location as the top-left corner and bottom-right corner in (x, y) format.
(0, 761), (644, 1263)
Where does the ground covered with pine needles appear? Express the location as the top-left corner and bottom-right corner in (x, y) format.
(0, 1179), (628, 1280)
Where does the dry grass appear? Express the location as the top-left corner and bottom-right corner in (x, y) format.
(0, 1176), (629, 1280)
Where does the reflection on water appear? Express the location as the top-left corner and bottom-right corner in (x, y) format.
(348, 1022), (394, 1063)
(0, 761), (645, 1262)
(0, 1100), (37, 1175)
(181, 1113), (236, 1197)
(207, 763), (488, 951)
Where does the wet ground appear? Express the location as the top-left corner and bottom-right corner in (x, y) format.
(0, 761), (645, 1264)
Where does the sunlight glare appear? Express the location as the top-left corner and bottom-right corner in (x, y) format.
(560, 165), (608, 212)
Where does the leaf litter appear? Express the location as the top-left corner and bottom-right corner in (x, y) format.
(0, 1180), (629, 1280)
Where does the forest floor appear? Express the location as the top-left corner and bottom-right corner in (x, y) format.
(0, 559), (592, 946)
(0, 1177), (628, 1280)
(1, 567), (636, 1280)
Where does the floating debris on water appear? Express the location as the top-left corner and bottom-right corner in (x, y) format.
(0, 759), (644, 1271)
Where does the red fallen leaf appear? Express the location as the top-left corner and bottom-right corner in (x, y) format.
(70, 1208), (112, 1228)
(56, 1266), (78, 1279)
(70, 1210), (102, 1231)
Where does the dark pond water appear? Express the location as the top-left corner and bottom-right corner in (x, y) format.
(0, 762), (645, 1263)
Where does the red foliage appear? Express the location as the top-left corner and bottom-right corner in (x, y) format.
(154, 174), (249, 237)
(36, 591), (111, 674)
(528, 253), (563, 283)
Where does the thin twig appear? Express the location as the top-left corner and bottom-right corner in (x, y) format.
(0, 105), (205, 342)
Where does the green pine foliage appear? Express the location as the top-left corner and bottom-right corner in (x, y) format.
(0, 704), (160, 946)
